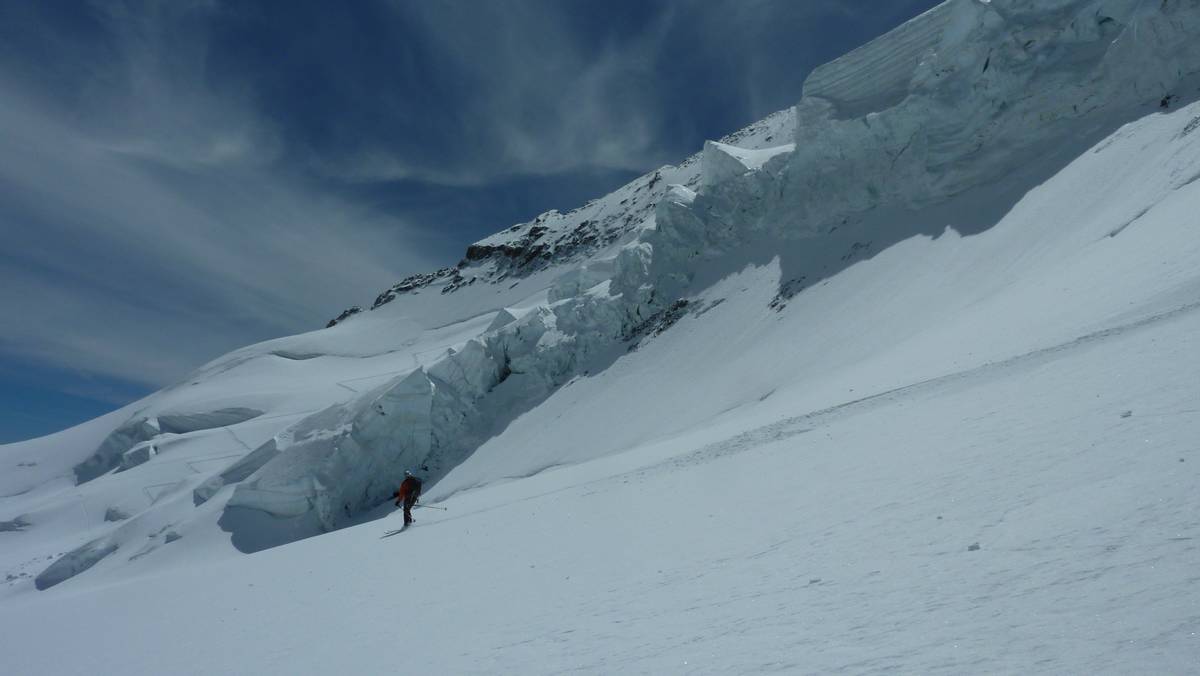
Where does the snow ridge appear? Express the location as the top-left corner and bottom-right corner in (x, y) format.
(9, 0), (1200, 591)
(333, 109), (795, 322)
(224, 0), (1200, 541)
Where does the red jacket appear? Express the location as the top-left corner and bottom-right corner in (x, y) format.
(396, 475), (422, 502)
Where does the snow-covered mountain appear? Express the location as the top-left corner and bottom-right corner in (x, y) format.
(4, 1), (1200, 672)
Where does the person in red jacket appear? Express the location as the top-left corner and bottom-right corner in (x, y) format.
(393, 470), (422, 527)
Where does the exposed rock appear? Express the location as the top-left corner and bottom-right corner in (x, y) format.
(370, 268), (457, 310)
(770, 277), (808, 312)
(326, 305), (362, 328)
(342, 111), (795, 324)
(624, 300), (691, 343)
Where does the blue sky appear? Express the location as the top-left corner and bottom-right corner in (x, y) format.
(0, 0), (938, 443)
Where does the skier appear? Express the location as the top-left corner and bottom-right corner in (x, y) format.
(393, 470), (423, 527)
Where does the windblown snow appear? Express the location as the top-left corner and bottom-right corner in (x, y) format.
(3, 1), (1200, 672)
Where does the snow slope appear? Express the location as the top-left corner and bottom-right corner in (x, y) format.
(0, 94), (796, 586)
(2, 215), (1198, 672)
(3, 0), (1200, 671)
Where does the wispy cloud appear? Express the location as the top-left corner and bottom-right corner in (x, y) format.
(304, 1), (675, 185)
(321, 0), (939, 186)
(0, 91), (426, 386)
(0, 2), (438, 388)
(0, 0), (942, 422)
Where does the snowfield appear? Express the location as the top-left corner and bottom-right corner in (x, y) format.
(3, 0), (1200, 672)
(2, 275), (1197, 674)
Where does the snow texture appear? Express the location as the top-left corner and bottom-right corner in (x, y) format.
(3, 1), (1200, 671)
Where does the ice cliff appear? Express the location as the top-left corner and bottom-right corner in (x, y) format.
(221, 0), (1200, 536)
(35, 0), (1200, 571)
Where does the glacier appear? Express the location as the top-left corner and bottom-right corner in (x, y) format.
(3, 1), (1200, 670)
(211, 0), (1200, 542)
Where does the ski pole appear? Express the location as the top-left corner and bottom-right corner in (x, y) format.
(417, 504), (447, 511)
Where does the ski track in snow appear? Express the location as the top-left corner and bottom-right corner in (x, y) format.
(439, 313), (1200, 675)
(4, 1), (1200, 672)
(411, 292), (1200, 541)
(633, 295), (1200, 481)
(6, 294), (1196, 674)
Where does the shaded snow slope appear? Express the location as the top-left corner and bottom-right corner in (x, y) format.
(2, 0), (1199, 617)
(432, 97), (1200, 498)
(2, 268), (1197, 673)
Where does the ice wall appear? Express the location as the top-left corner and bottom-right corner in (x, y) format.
(661, 0), (1200, 257)
(802, 0), (959, 118)
(222, 300), (630, 534)
(212, 0), (1200, 541)
(74, 408), (263, 483)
